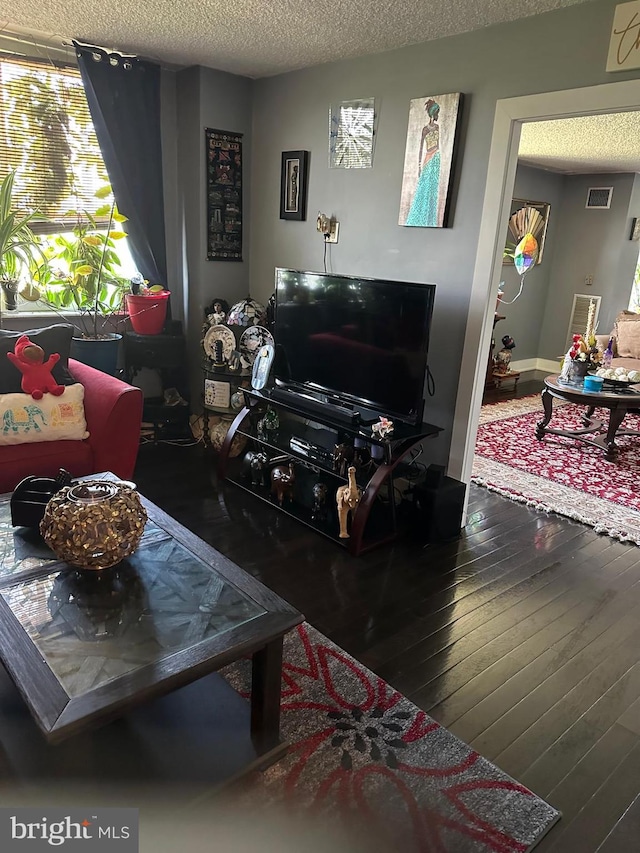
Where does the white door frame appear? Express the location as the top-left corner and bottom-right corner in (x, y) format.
(449, 78), (640, 490)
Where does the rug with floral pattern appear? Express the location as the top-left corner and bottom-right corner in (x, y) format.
(221, 622), (560, 853)
(473, 394), (640, 544)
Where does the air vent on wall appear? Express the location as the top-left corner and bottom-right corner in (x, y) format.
(586, 187), (613, 209)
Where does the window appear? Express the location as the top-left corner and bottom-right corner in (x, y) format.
(0, 54), (137, 311)
(0, 55), (109, 229)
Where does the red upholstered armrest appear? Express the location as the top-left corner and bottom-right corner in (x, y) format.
(69, 359), (143, 480)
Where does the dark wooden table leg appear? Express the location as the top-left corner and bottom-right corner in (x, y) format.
(251, 637), (283, 754)
(604, 408), (626, 461)
(536, 387), (554, 439)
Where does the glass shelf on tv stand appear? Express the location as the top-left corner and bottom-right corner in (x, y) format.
(244, 388), (436, 448)
(216, 387), (443, 556)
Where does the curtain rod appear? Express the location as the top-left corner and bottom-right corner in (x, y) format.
(0, 26), (74, 59)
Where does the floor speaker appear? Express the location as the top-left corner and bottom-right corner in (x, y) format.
(412, 476), (466, 543)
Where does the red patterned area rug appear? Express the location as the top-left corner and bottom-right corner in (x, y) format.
(222, 622), (560, 853)
(473, 394), (640, 544)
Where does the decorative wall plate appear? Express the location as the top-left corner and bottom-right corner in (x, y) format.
(203, 325), (236, 361)
(239, 326), (275, 365)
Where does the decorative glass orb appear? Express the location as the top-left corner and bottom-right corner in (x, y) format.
(227, 296), (266, 328)
(40, 481), (148, 570)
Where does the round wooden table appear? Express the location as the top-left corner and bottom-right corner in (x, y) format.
(536, 374), (640, 460)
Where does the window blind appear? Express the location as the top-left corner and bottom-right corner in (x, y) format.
(0, 55), (109, 232)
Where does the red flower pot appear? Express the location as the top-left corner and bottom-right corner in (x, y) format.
(125, 291), (170, 335)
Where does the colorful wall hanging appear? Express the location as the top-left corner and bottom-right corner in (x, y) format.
(205, 128), (243, 261)
(398, 92), (462, 229)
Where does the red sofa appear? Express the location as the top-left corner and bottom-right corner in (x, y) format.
(0, 359), (143, 494)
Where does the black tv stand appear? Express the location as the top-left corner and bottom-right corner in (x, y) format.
(269, 386), (361, 425)
(217, 388), (443, 555)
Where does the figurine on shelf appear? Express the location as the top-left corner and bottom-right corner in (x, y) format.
(227, 350), (242, 373)
(311, 482), (329, 523)
(371, 417), (394, 439)
(336, 466), (362, 539)
(494, 335), (516, 375)
(212, 339), (226, 368)
(243, 449), (270, 487)
(204, 298), (229, 327)
(271, 461), (296, 506)
(262, 406), (280, 432)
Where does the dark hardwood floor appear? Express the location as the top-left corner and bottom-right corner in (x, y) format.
(134, 379), (640, 852)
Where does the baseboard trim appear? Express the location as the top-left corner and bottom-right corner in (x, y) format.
(510, 357), (560, 374)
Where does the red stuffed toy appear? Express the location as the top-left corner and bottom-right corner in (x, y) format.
(6, 335), (65, 400)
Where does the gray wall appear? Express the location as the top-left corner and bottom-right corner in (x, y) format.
(175, 66), (253, 403)
(539, 172), (636, 357)
(499, 166), (564, 361)
(245, 0), (640, 467)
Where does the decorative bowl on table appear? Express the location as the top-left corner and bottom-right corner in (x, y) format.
(39, 480), (147, 570)
(595, 367), (640, 388)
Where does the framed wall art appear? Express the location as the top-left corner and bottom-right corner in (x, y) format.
(398, 92), (463, 229)
(205, 128), (243, 261)
(503, 199), (551, 265)
(329, 98), (375, 168)
(280, 150), (309, 220)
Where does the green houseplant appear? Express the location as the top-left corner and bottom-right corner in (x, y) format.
(0, 171), (45, 313)
(38, 185), (129, 373)
(40, 184), (128, 337)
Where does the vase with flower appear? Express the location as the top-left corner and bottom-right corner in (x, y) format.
(564, 299), (602, 383)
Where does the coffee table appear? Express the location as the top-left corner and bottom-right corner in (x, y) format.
(536, 374), (640, 460)
(0, 475), (303, 769)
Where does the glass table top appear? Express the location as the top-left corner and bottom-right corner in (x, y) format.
(0, 531), (265, 698)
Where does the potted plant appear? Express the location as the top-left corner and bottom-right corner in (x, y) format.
(125, 281), (171, 336)
(0, 171), (45, 313)
(38, 185), (129, 374)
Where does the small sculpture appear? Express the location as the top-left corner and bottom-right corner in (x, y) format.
(271, 461), (296, 506)
(494, 335), (516, 375)
(205, 298), (229, 326)
(333, 442), (355, 477)
(311, 482), (329, 523)
(371, 417), (394, 439)
(247, 450), (269, 487)
(212, 339), (225, 368)
(336, 466), (362, 539)
(227, 350), (242, 372)
(258, 405), (279, 437)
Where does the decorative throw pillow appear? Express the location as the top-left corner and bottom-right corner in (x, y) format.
(0, 324), (75, 394)
(0, 384), (89, 446)
(615, 312), (640, 359)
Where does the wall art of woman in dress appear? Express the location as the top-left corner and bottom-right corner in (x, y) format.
(398, 92), (462, 229)
(405, 99), (441, 227)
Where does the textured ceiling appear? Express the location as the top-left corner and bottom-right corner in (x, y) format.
(3, 0), (591, 78)
(520, 113), (640, 174)
(3, 0), (633, 175)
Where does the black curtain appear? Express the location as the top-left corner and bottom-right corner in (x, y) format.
(74, 41), (167, 286)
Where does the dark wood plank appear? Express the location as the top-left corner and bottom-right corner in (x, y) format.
(597, 792), (640, 852)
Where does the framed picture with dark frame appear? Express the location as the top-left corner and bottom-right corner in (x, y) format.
(280, 151), (309, 220)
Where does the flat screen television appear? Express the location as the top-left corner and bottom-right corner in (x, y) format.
(273, 269), (436, 425)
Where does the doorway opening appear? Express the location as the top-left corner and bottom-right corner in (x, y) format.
(449, 79), (640, 493)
